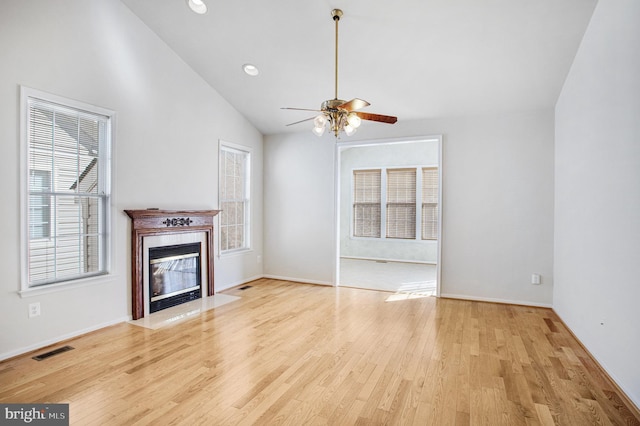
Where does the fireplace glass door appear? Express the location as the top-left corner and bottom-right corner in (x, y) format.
(149, 242), (202, 313)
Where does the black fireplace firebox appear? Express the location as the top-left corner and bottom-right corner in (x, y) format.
(148, 242), (202, 313)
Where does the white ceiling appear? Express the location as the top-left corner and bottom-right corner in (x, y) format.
(121, 0), (598, 136)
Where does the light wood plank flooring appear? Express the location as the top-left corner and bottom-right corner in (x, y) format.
(1, 278), (638, 425)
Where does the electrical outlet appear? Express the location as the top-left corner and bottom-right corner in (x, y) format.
(531, 274), (541, 285)
(28, 302), (41, 318)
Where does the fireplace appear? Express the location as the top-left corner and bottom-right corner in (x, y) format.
(125, 209), (220, 320)
(149, 242), (202, 313)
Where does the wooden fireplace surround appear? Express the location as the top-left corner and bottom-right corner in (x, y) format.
(125, 209), (220, 320)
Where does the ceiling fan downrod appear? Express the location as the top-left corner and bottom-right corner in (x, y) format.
(332, 9), (342, 101)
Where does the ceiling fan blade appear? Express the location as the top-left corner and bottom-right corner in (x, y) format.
(355, 111), (398, 124)
(281, 107), (322, 112)
(338, 98), (370, 111)
(285, 116), (316, 126)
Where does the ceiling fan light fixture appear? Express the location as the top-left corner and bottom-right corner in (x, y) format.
(312, 125), (326, 137)
(281, 9), (397, 138)
(312, 114), (327, 136)
(313, 114), (327, 128)
(344, 123), (357, 136)
(347, 113), (361, 129)
(187, 0), (207, 14)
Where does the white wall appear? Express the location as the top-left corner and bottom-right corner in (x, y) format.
(554, 0), (640, 408)
(0, 0), (263, 359)
(263, 132), (336, 285)
(339, 141), (439, 263)
(264, 110), (555, 306)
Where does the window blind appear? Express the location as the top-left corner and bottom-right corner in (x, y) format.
(26, 98), (110, 286)
(220, 147), (249, 252)
(353, 169), (381, 238)
(386, 168), (416, 239)
(421, 167), (439, 240)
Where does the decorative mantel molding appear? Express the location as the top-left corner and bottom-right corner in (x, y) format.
(125, 209), (220, 320)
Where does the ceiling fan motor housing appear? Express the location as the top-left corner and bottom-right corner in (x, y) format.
(322, 99), (347, 111)
(322, 99), (346, 129)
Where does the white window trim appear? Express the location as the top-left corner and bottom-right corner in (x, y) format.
(19, 86), (115, 295)
(350, 163), (439, 242)
(218, 140), (251, 256)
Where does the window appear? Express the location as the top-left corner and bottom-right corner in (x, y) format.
(352, 166), (439, 241)
(353, 169), (381, 238)
(219, 143), (250, 252)
(421, 167), (439, 240)
(22, 88), (112, 288)
(386, 168), (417, 239)
(29, 170), (51, 240)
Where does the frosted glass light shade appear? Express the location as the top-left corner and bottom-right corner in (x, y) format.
(347, 113), (361, 128)
(312, 125), (326, 136)
(313, 114), (327, 128)
(344, 124), (356, 136)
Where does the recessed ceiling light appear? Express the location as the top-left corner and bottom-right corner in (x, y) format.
(242, 63), (259, 77)
(187, 0), (207, 15)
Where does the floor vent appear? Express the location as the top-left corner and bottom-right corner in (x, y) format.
(239, 285), (252, 290)
(32, 345), (74, 361)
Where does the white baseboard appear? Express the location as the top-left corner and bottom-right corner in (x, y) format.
(552, 309), (640, 414)
(215, 274), (265, 292)
(440, 293), (552, 308)
(262, 274), (333, 287)
(0, 316), (130, 362)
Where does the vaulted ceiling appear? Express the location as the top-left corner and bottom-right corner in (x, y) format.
(121, 0), (598, 135)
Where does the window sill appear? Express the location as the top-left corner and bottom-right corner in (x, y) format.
(349, 236), (438, 243)
(219, 248), (253, 258)
(18, 273), (113, 298)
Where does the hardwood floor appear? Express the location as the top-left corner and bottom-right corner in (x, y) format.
(1, 278), (638, 425)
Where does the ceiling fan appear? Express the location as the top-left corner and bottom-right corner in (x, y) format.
(282, 9), (397, 138)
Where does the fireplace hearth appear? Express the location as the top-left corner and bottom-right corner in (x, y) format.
(125, 209), (220, 320)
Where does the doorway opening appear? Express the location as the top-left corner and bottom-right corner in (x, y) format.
(335, 137), (442, 298)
